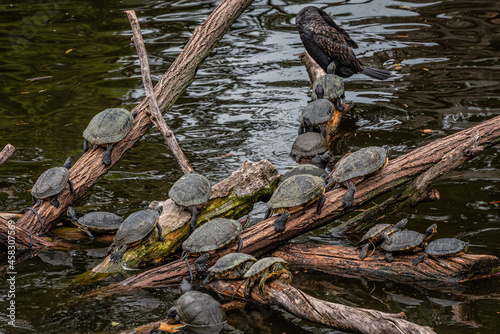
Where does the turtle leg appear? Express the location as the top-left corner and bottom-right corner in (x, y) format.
(68, 179), (75, 194)
(110, 245), (128, 263)
(82, 139), (89, 154)
(342, 180), (356, 207)
(412, 253), (428, 266)
(82, 227), (95, 240)
(202, 273), (214, 285)
(31, 194), (36, 206)
(190, 206), (199, 230)
(50, 195), (60, 208)
(183, 254), (194, 284)
(258, 269), (270, 296)
(298, 123), (304, 135)
(194, 252), (209, 273)
(384, 252), (394, 263)
(155, 222), (164, 242)
(102, 144), (113, 167)
(243, 278), (253, 298)
(264, 208), (272, 220)
(359, 243), (370, 260)
(235, 236), (243, 252)
(319, 125), (327, 139)
(316, 193), (325, 214)
(274, 210), (290, 233)
(107, 243), (115, 254)
(335, 97), (345, 112)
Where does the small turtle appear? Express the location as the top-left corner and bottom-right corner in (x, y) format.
(291, 131), (329, 163)
(169, 172), (212, 230)
(203, 252), (257, 285)
(168, 279), (227, 334)
(298, 85), (335, 137)
(311, 62), (346, 111)
(327, 146), (389, 208)
(31, 157), (75, 208)
(243, 257), (292, 298)
(265, 174), (326, 233)
(412, 238), (469, 265)
(358, 218), (408, 260)
(108, 206), (164, 263)
(67, 206), (123, 240)
(83, 108), (136, 167)
(380, 224), (437, 262)
(181, 217), (246, 283)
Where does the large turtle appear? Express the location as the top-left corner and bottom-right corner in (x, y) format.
(291, 131), (328, 163)
(108, 206), (164, 263)
(181, 217), (246, 283)
(412, 238), (469, 265)
(380, 224), (437, 262)
(243, 257), (292, 298)
(203, 252), (257, 285)
(265, 174), (326, 233)
(82, 107), (136, 167)
(357, 218), (408, 260)
(169, 172), (212, 230)
(298, 85), (335, 137)
(67, 206), (123, 240)
(311, 62), (346, 111)
(31, 157), (75, 208)
(327, 146), (389, 207)
(168, 279), (227, 334)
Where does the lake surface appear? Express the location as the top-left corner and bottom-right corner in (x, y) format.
(0, 0), (499, 333)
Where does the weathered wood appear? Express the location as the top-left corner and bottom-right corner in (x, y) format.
(0, 143), (15, 166)
(6, 0), (256, 248)
(210, 280), (436, 334)
(0, 216), (52, 249)
(126, 10), (193, 175)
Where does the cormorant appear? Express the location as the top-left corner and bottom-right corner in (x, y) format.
(296, 6), (390, 80)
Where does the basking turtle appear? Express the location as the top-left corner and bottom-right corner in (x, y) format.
(31, 157), (75, 208)
(358, 218), (408, 260)
(181, 217), (246, 283)
(265, 174), (326, 233)
(298, 85), (335, 136)
(327, 146), (389, 207)
(291, 131), (328, 162)
(380, 224), (437, 262)
(243, 257), (292, 298)
(108, 206), (164, 263)
(412, 238), (469, 265)
(67, 206), (123, 240)
(203, 252), (257, 285)
(82, 107), (136, 167)
(169, 172), (212, 230)
(311, 63), (346, 111)
(168, 279), (227, 334)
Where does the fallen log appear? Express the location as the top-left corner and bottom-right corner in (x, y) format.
(0, 144), (15, 166)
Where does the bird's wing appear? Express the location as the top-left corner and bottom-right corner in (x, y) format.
(318, 10), (359, 49)
(314, 33), (363, 71)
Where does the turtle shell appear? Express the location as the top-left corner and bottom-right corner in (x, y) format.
(281, 164), (327, 183)
(83, 108), (134, 145)
(176, 290), (227, 332)
(76, 212), (124, 233)
(381, 230), (425, 253)
(268, 174), (325, 210)
(32, 167), (70, 199)
(169, 172), (211, 207)
(298, 99), (335, 125)
(113, 209), (160, 247)
(244, 257), (289, 279)
(424, 238), (468, 257)
(330, 146), (388, 183)
(291, 132), (328, 158)
(311, 74), (344, 100)
(182, 218), (242, 254)
(208, 253), (257, 275)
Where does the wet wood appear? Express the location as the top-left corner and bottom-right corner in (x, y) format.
(0, 144), (15, 166)
(126, 10), (193, 175)
(0, 216), (53, 249)
(4, 0), (256, 248)
(209, 280), (436, 334)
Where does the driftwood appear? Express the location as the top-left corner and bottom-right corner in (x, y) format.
(0, 144), (15, 166)
(209, 279), (436, 334)
(2, 0), (256, 249)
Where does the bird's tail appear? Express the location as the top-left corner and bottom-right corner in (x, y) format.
(361, 67), (391, 80)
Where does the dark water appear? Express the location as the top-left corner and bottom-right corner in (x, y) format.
(1, 0), (499, 333)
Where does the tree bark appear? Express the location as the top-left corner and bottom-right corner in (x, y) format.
(0, 144), (15, 166)
(3, 0), (256, 248)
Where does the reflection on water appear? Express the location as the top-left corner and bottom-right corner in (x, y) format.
(0, 0), (499, 333)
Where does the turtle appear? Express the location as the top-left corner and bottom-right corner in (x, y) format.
(291, 131), (329, 163)
(243, 257), (292, 298)
(298, 85), (335, 137)
(67, 206), (123, 240)
(311, 63), (346, 111)
(327, 146), (389, 208)
(168, 279), (227, 334)
(265, 174), (326, 233)
(380, 224), (437, 262)
(412, 238), (469, 266)
(31, 157), (75, 208)
(181, 217), (247, 283)
(82, 107), (136, 167)
(169, 172), (212, 230)
(357, 218), (408, 260)
(108, 206), (164, 263)
(203, 252), (257, 285)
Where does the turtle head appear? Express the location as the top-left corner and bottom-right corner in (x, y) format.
(180, 278), (193, 294)
(424, 224), (438, 240)
(327, 62), (336, 75)
(155, 205), (163, 214)
(67, 206), (78, 222)
(394, 218), (408, 230)
(63, 157), (73, 170)
(239, 215), (251, 228)
(302, 117), (314, 132)
(315, 84), (324, 99)
(317, 151), (330, 169)
(463, 241), (470, 253)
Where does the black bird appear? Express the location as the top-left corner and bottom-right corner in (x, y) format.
(296, 6), (390, 80)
